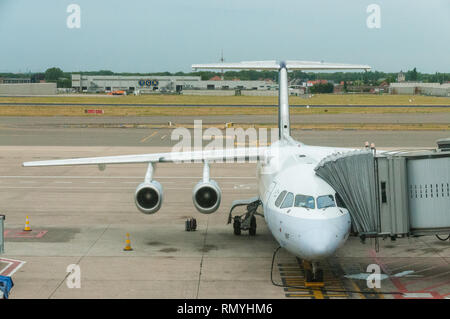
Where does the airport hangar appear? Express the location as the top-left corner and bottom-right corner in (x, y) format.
(71, 74), (274, 94)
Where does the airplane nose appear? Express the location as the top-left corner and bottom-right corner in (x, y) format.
(300, 227), (340, 260)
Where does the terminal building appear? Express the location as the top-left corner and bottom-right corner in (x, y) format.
(0, 77), (31, 84)
(389, 82), (450, 97)
(71, 74), (273, 94)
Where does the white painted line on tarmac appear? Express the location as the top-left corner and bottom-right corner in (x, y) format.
(402, 293), (434, 298)
(0, 258), (26, 277)
(121, 181), (177, 184)
(0, 261), (13, 275)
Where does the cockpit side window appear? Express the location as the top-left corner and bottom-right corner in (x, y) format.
(275, 191), (287, 207)
(317, 195), (336, 209)
(280, 192), (294, 209)
(335, 192), (347, 209)
(294, 194), (315, 209)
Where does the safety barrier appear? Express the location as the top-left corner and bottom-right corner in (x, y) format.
(0, 215), (4, 254)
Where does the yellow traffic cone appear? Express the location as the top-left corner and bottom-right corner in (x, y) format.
(123, 233), (133, 251)
(24, 216), (32, 231)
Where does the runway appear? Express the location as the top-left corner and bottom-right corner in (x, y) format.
(0, 115), (449, 299)
(0, 115), (448, 148)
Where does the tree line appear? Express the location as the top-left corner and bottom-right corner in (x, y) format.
(1, 67), (449, 88)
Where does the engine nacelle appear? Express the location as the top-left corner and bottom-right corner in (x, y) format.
(134, 180), (163, 214)
(192, 180), (221, 214)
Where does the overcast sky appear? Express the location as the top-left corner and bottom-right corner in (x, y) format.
(0, 0), (449, 73)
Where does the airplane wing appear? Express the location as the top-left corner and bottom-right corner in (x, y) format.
(22, 147), (271, 167)
(285, 60), (371, 71)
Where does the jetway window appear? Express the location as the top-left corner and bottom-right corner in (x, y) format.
(335, 193), (347, 209)
(294, 194), (315, 209)
(280, 192), (294, 209)
(381, 182), (387, 203)
(275, 191), (287, 207)
(317, 195), (336, 209)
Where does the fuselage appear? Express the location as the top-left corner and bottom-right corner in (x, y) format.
(256, 137), (353, 261)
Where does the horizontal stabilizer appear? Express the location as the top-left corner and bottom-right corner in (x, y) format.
(193, 60), (371, 71)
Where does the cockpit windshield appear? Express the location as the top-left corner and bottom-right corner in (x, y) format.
(280, 192), (294, 209)
(275, 191), (287, 207)
(294, 194), (315, 209)
(317, 195), (336, 209)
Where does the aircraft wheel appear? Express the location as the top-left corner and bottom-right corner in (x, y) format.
(233, 217), (241, 236)
(314, 269), (324, 282)
(305, 269), (314, 282)
(249, 215), (257, 236)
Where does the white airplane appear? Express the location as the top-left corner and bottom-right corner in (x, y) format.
(23, 60), (371, 281)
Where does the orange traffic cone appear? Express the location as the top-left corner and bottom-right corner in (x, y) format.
(24, 216), (32, 231)
(123, 233), (133, 251)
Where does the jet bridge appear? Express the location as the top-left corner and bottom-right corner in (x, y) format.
(314, 138), (450, 239)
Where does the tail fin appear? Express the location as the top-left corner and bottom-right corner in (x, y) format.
(192, 60), (371, 140)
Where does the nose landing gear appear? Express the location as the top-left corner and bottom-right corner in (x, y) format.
(303, 260), (324, 287)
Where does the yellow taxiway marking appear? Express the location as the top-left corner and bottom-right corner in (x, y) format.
(140, 131), (158, 143)
(312, 289), (325, 299)
(350, 279), (366, 299)
(278, 260), (352, 299)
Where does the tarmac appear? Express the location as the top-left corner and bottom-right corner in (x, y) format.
(0, 115), (449, 299)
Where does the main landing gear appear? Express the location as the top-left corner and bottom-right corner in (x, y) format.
(228, 197), (262, 236)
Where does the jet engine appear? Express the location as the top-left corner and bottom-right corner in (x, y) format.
(134, 180), (163, 214)
(192, 179), (221, 214)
